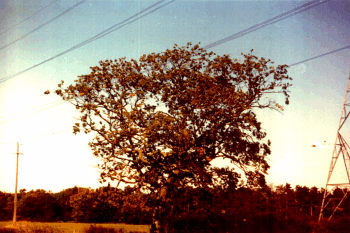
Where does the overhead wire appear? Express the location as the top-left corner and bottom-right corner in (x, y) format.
(0, 100), (66, 125)
(77, 0), (175, 47)
(0, 0), (174, 84)
(0, 129), (73, 145)
(203, 0), (329, 50)
(0, 0), (323, 82)
(0, 0), (334, 126)
(201, 0), (348, 68)
(0, 0), (59, 36)
(289, 44), (350, 67)
(0, 102), (168, 144)
(0, 0), (87, 52)
(0, 0), (339, 143)
(0, 0), (172, 129)
(0, 100), (64, 119)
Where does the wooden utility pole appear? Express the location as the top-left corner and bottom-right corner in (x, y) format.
(13, 142), (23, 225)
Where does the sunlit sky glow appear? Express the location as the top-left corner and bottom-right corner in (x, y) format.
(1, 0), (350, 193)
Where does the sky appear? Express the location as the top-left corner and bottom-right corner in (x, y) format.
(0, 0), (350, 193)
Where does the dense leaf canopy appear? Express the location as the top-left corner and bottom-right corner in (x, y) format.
(54, 43), (291, 193)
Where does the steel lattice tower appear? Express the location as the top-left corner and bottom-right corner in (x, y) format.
(319, 76), (350, 221)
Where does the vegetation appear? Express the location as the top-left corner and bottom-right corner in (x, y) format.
(17, 190), (59, 222)
(52, 42), (292, 232)
(1, 184), (350, 232)
(30, 42), (348, 232)
(0, 221), (149, 233)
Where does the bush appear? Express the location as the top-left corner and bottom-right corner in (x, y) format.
(17, 190), (59, 222)
(325, 216), (350, 233)
(0, 228), (16, 233)
(0, 192), (14, 221)
(308, 220), (331, 233)
(168, 212), (225, 233)
(83, 225), (125, 233)
(167, 211), (315, 233)
(243, 212), (313, 233)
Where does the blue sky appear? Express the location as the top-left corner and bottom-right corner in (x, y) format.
(0, 0), (350, 192)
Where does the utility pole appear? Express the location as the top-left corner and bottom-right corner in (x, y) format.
(13, 142), (23, 225)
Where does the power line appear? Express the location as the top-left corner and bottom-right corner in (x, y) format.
(203, 0), (329, 50)
(0, 0), (87, 52)
(0, 0), (339, 149)
(0, 1), (173, 124)
(75, 0), (167, 47)
(51, 0), (171, 58)
(0, 101), (66, 125)
(77, 0), (175, 47)
(0, 0), (173, 84)
(0, 100), (64, 119)
(289, 44), (350, 67)
(0, 129), (73, 145)
(201, 0), (348, 68)
(0, 0), (337, 85)
(0, 2), (173, 123)
(0, 0), (59, 36)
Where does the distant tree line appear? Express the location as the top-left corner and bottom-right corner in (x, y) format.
(0, 185), (151, 224)
(1, 184), (350, 232)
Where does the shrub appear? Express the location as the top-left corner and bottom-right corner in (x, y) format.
(168, 212), (223, 233)
(83, 225), (125, 233)
(168, 211), (316, 233)
(17, 190), (59, 222)
(325, 216), (350, 233)
(0, 228), (16, 233)
(243, 212), (313, 233)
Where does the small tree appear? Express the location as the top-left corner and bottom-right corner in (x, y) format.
(52, 43), (291, 232)
(0, 192), (12, 221)
(17, 189), (58, 222)
(69, 188), (96, 222)
(54, 186), (79, 221)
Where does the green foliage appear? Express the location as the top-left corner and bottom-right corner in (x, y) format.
(2, 184), (350, 232)
(324, 216), (350, 233)
(53, 43), (292, 232)
(54, 42), (292, 193)
(53, 186), (79, 222)
(0, 228), (16, 233)
(83, 224), (125, 233)
(120, 189), (152, 224)
(53, 44), (294, 232)
(17, 190), (59, 222)
(168, 211), (314, 233)
(246, 212), (312, 233)
(0, 192), (13, 221)
(69, 188), (91, 222)
(69, 186), (151, 224)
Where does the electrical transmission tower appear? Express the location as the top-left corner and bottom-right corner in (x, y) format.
(319, 76), (350, 221)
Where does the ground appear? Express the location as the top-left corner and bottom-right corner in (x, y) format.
(0, 221), (150, 232)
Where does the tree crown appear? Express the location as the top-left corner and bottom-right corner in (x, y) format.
(54, 43), (292, 192)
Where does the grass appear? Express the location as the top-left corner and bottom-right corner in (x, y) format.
(0, 221), (150, 233)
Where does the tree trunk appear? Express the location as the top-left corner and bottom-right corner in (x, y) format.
(151, 204), (162, 233)
(150, 177), (175, 233)
(151, 187), (168, 233)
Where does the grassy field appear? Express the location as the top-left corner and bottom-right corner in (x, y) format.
(0, 221), (150, 233)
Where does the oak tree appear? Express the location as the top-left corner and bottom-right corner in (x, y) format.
(53, 43), (291, 232)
